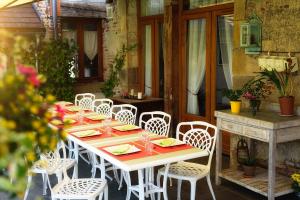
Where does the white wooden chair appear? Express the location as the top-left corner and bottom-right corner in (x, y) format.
(139, 111), (171, 136)
(123, 111), (171, 200)
(44, 142), (108, 200)
(75, 93), (95, 110)
(68, 93), (95, 164)
(93, 99), (113, 117)
(157, 121), (217, 200)
(111, 104), (137, 125)
(24, 143), (77, 200)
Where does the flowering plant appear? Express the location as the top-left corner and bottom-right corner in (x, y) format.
(0, 65), (65, 196)
(242, 77), (272, 100)
(291, 173), (300, 192)
(258, 58), (296, 97)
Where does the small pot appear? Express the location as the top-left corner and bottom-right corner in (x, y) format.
(243, 165), (256, 177)
(279, 96), (295, 116)
(230, 101), (241, 114)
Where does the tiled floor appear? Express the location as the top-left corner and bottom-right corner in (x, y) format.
(2, 156), (297, 200)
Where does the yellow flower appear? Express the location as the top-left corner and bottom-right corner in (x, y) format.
(46, 94), (56, 102)
(0, 105), (3, 112)
(61, 130), (67, 139)
(32, 120), (41, 129)
(39, 136), (48, 145)
(30, 106), (39, 114)
(37, 126), (46, 133)
(0, 81), (3, 89)
(6, 120), (16, 130)
(49, 138), (57, 150)
(26, 151), (36, 162)
(17, 94), (25, 101)
(26, 132), (35, 141)
(44, 111), (52, 120)
(4, 75), (14, 85)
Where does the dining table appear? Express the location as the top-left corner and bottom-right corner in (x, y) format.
(51, 102), (209, 200)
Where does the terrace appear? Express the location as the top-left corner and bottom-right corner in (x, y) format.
(0, 0), (300, 200)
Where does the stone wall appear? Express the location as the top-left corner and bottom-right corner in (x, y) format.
(102, 0), (138, 95)
(232, 0), (300, 168)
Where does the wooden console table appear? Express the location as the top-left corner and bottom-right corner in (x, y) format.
(215, 110), (300, 200)
(111, 97), (164, 120)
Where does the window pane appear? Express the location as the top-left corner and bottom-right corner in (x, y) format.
(216, 14), (233, 110)
(62, 22), (78, 78)
(144, 25), (152, 96)
(184, 0), (233, 10)
(141, 0), (164, 16)
(186, 19), (206, 117)
(83, 23), (98, 78)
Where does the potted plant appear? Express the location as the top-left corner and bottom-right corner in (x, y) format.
(291, 173), (300, 198)
(241, 157), (257, 177)
(222, 89), (243, 114)
(242, 77), (272, 116)
(258, 58), (297, 116)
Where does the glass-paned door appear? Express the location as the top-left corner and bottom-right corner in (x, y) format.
(214, 14), (233, 111)
(141, 19), (164, 98)
(181, 13), (211, 121)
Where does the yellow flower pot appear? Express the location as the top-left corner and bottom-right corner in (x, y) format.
(230, 101), (241, 114)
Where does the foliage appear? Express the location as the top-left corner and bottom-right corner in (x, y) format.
(258, 58), (296, 97)
(101, 44), (136, 97)
(0, 65), (66, 197)
(242, 77), (272, 100)
(291, 173), (300, 192)
(222, 89), (243, 101)
(21, 38), (77, 102)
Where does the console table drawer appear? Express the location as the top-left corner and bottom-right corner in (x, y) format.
(243, 126), (268, 141)
(221, 121), (242, 133)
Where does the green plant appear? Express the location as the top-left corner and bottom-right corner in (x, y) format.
(101, 44), (136, 97)
(258, 58), (296, 97)
(0, 65), (65, 197)
(21, 38), (77, 102)
(222, 89), (243, 101)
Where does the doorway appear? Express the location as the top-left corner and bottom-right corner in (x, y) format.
(179, 4), (234, 154)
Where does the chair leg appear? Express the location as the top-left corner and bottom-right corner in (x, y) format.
(118, 170), (124, 190)
(190, 181), (196, 200)
(104, 185), (109, 200)
(177, 179), (182, 200)
(156, 173), (161, 200)
(42, 174), (48, 195)
(206, 175), (216, 200)
(23, 175), (32, 200)
(162, 164), (170, 200)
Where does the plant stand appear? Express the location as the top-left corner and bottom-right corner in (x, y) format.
(215, 110), (300, 200)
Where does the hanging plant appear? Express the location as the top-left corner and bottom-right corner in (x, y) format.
(101, 44), (136, 97)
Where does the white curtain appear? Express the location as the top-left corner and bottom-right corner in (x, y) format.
(144, 25), (152, 96)
(84, 31), (98, 62)
(187, 19), (206, 115)
(142, 0), (164, 16)
(218, 15), (233, 89)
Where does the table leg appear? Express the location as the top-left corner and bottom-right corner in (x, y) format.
(138, 169), (145, 200)
(215, 119), (222, 185)
(268, 131), (276, 200)
(74, 143), (79, 178)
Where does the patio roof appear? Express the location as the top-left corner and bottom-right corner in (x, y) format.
(0, 0), (39, 9)
(0, 3), (44, 31)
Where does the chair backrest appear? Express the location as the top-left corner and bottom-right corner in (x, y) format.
(75, 93), (95, 110)
(93, 98), (113, 117)
(139, 111), (171, 136)
(111, 104), (137, 125)
(176, 121), (217, 167)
